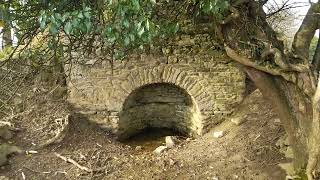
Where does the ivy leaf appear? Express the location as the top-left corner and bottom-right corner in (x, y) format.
(105, 26), (113, 35)
(79, 23), (87, 32)
(123, 19), (130, 28)
(40, 18), (46, 30)
(173, 23), (179, 33)
(124, 36), (130, 46)
(71, 10), (79, 16)
(137, 26), (144, 37)
(131, 0), (140, 10)
(49, 24), (58, 35)
(83, 11), (90, 19)
(107, 0), (113, 6)
(39, 13), (47, 30)
(129, 33), (135, 41)
(108, 34), (116, 43)
(62, 12), (70, 20)
(84, 7), (91, 12)
(85, 20), (92, 32)
(150, 0), (156, 5)
(54, 13), (63, 23)
(145, 19), (149, 31)
(72, 19), (80, 28)
(136, 21), (142, 30)
(141, 33), (151, 42)
(114, 50), (125, 59)
(78, 12), (84, 19)
(64, 21), (72, 34)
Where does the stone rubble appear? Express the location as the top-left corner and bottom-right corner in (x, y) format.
(213, 131), (225, 138)
(165, 136), (176, 148)
(274, 118), (281, 123)
(135, 146), (142, 151)
(153, 146), (168, 154)
(230, 114), (248, 125)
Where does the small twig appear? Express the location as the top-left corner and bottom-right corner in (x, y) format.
(54, 171), (67, 175)
(0, 120), (13, 126)
(46, 85), (61, 96)
(21, 171), (26, 180)
(54, 152), (92, 172)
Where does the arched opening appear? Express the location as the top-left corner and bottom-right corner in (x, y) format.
(118, 83), (200, 140)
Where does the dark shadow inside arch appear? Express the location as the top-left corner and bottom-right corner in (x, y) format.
(120, 127), (186, 150)
(118, 83), (196, 140)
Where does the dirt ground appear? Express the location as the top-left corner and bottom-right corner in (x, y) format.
(0, 89), (289, 180)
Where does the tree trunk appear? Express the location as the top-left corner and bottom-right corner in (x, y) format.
(244, 67), (310, 169)
(219, 1), (320, 178)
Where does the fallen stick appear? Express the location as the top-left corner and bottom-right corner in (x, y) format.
(54, 153), (92, 172)
(0, 121), (13, 126)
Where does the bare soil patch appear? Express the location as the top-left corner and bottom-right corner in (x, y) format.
(0, 90), (287, 180)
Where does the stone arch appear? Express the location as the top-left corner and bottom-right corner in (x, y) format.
(117, 65), (215, 139)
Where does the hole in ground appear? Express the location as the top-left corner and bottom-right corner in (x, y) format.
(120, 127), (187, 152)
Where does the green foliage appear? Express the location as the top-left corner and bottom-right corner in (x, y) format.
(39, 6), (93, 36)
(199, 0), (230, 19)
(4, 0), (231, 61)
(103, 0), (158, 50)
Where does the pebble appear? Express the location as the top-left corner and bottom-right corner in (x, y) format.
(26, 150), (38, 154)
(165, 136), (176, 148)
(230, 115), (247, 125)
(153, 146), (167, 154)
(286, 175), (301, 180)
(274, 118), (281, 123)
(135, 146), (142, 151)
(169, 159), (175, 166)
(213, 131), (225, 138)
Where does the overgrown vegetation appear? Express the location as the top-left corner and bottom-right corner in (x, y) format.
(1, 0), (320, 179)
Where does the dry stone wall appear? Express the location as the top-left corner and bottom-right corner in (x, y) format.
(66, 33), (246, 138)
(119, 83), (196, 139)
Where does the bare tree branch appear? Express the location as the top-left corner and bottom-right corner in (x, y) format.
(266, 1), (309, 18)
(292, 3), (320, 63)
(225, 44), (278, 74)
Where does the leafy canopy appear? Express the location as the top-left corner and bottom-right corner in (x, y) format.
(1, 0), (230, 60)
